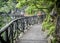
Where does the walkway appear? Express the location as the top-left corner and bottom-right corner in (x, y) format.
(16, 24), (48, 43)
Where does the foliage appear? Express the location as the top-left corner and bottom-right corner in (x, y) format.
(0, 15), (11, 28)
(42, 14), (57, 43)
(0, 0), (15, 28)
(0, 16), (5, 28)
(0, 0), (8, 8)
(16, 0), (56, 14)
(0, 0), (58, 42)
(0, 0), (16, 13)
(51, 37), (57, 43)
(42, 14), (56, 35)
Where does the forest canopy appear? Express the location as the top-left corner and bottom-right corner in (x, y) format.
(16, 0), (57, 14)
(0, 0), (57, 14)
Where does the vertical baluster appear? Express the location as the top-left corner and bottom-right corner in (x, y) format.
(30, 17), (31, 25)
(13, 21), (18, 42)
(29, 17), (33, 25)
(13, 21), (17, 43)
(27, 17), (30, 29)
(0, 35), (7, 43)
(28, 17), (29, 26)
(18, 19), (21, 33)
(26, 17), (28, 29)
(26, 17), (28, 30)
(34, 16), (37, 24)
(23, 18), (25, 32)
(28, 17), (30, 25)
(38, 15), (40, 24)
(36, 16), (39, 24)
(28, 17), (29, 25)
(33, 16), (34, 24)
(36, 16), (37, 24)
(21, 18), (25, 33)
(17, 20), (19, 36)
(34, 16), (35, 24)
(20, 19), (22, 32)
(35, 16), (37, 24)
(32, 17), (34, 24)
(16, 20), (19, 39)
(24, 18), (26, 30)
(10, 24), (13, 43)
(32, 17), (33, 24)
(6, 28), (10, 43)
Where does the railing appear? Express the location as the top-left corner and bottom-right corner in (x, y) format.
(0, 15), (43, 43)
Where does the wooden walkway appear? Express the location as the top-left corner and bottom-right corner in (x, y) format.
(16, 24), (48, 43)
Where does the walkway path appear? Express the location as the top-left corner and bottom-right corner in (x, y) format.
(16, 24), (48, 43)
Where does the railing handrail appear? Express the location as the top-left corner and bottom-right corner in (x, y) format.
(0, 18), (21, 34)
(0, 16), (37, 34)
(0, 15), (44, 43)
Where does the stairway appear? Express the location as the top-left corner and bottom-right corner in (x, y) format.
(16, 24), (48, 43)
(17, 39), (47, 43)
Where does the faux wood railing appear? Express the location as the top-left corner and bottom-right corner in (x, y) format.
(0, 16), (43, 43)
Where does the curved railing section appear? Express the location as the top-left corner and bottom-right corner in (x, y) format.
(0, 16), (42, 43)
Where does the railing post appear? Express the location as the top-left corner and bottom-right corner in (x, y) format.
(10, 24), (13, 43)
(6, 29), (10, 43)
(18, 20), (22, 33)
(26, 17), (29, 29)
(38, 15), (41, 24)
(36, 16), (38, 24)
(16, 20), (19, 39)
(0, 35), (7, 43)
(21, 18), (25, 33)
(33, 16), (35, 24)
(32, 17), (34, 25)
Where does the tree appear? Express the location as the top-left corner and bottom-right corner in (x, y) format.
(0, 0), (16, 28)
(16, 0), (56, 14)
(0, 0), (16, 13)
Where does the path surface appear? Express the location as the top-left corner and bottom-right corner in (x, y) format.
(16, 24), (48, 43)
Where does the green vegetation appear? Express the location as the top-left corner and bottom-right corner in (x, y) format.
(16, 0), (56, 14)
(0, 0), (16, 28)
(0, 15), (11, 28)
(0, 0), (59, 42)
(42, 14), (56, 35)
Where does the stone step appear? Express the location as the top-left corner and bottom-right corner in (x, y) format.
(16, 24), (48, 43)
(16, 39), (48, 43)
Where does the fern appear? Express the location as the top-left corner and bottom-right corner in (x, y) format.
(42, 14), (55, 36)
